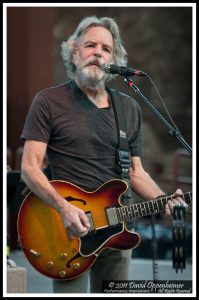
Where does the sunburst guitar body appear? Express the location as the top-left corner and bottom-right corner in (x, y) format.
(17, 179), (141, 280)
(18, 179), (192, 280)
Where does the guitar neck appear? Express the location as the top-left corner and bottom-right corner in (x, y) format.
(116, 192), (192, 222)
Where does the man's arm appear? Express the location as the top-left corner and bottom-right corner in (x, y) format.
(21, 140), (90, 238)
(129, 156), (185, 215)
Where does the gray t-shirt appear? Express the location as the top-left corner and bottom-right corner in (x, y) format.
(21, 80), (143, 191)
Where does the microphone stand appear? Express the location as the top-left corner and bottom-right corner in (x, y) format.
(124, 77), (192, 155)
(124, 76), (192, 281)
(151, 214), (158, 281)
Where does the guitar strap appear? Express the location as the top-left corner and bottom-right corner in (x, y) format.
(108, 88), (134, 207)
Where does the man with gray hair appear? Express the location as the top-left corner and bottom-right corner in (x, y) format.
(20, 16), (185, 293)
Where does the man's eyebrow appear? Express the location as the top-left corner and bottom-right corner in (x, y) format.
(84, 40), (113, 50)
(83, 40), (95, 45)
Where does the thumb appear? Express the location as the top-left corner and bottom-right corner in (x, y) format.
(80, 213), (91, 228)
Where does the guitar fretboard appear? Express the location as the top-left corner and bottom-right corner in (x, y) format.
(116, 192), (192, 222)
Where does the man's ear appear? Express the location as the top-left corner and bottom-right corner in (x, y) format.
(72, 51), (78, 65)
(72, 43), (79, 64)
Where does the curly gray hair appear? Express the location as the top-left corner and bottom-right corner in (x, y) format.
(61, 16), (128, 80)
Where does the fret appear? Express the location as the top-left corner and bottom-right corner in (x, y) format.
(137, 203), (143, 216)
(125, 206), (131, 221)
(150, 200), (156, 214)
(147, 201), (153, 215)
(140, 202), (147, 216)
(116, 207), (122, 223)
(160, 197), (166, 210)
(147, 201), (152, 215)
(124, 206), (129, 218)
(117, 191), (192, 223)
(117, 205), (138, 222)
(121, 207), (128, 221)
(144, 201), (150, 215)
(130, 205), (135, 219)
(152, 200), (159, 213)
(156, 199), (161, 211)
(126, 206), (134, 220)
(117, 207), (124, 222)
(133, 204), (139, 218)
(157, 198), (164, 211)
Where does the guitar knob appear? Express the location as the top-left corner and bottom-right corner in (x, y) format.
(72, 262), (80, 269)
(29, 249), (40, 258)
(59, 271), (67, 278)
(47, 261), (54, 269)
(60, 253), (68, 260)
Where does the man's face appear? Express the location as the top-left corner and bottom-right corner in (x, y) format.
(73, 26), (114, 85)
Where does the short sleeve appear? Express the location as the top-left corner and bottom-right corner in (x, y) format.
(21, 91), (51, 143)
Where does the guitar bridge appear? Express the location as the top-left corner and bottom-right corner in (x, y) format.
(106, 207), (119, 226)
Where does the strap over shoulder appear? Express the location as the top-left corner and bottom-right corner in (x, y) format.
(107, 88), (133, 207)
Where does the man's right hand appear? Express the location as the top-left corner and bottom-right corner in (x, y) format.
(59, 202), (91, 239)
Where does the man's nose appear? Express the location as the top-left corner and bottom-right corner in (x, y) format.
(93, 45), (102, 57)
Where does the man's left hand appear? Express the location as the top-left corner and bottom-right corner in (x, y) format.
(165, 188), (188, 216)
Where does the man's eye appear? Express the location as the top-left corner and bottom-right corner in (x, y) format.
(104, 48), (111, 53)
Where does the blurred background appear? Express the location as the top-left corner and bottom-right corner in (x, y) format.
(6, 6), (193, 265)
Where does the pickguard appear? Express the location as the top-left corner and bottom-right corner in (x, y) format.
(80, 224), (123, 256)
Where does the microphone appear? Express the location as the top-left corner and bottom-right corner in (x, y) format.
(102, 63), (147, 77)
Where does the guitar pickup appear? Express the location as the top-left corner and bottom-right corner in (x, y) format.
(106, 207), (119, 226)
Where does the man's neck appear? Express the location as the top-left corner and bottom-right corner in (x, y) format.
(74, 78), (110, 108)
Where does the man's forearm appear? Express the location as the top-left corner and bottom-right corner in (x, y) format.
(130, 170), (164, 201)
(21, 166), (67, 212)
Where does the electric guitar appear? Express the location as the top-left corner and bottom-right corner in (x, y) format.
(17, 179), (192, 280)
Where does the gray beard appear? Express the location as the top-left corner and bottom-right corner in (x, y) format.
(76, 69), (106, 89)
